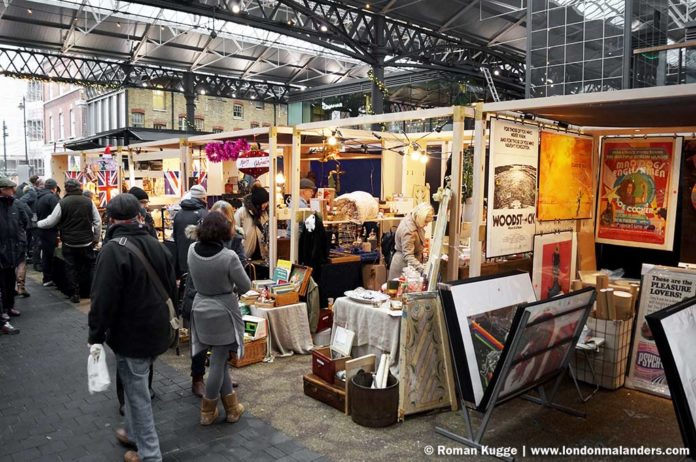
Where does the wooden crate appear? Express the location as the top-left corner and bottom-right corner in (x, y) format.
(229, 337), (266, 368)
(303, 373), (346, 412)
(311, 347), (350, 385)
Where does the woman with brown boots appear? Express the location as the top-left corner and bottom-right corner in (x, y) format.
(186, 213), (251, 425)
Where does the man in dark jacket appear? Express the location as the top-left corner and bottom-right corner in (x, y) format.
(172, 185), (207, 276)
(38, 179), (101, 303)
(13, 198), (33, 298)
(18, 176), (41, 266)
(128, 187), (158, 238)
(89, 194), (177, 462)
(0, 177), (27, 334)
(35, 179), (60, 287)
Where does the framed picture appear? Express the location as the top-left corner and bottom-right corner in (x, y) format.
(439, 271), (536, 408)
(646, 297), (696, 456)
(478, 288), (595, 411)
(537, 131), (594, 221)
(413, 184), (430, 205)
(595, 137), (682, 251)
(289, 264), (313, 296)
(531, 231), (577, 300)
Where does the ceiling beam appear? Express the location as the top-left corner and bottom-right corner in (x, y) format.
(438, 1), (479, 32)
(131, 20), (159, 63)
(289, 56), (319, 83)
(487, 14), (525, 46)
(189, 35), (216, 70)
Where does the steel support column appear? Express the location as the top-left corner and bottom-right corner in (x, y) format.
(371, 16), (387, 116)
(183, 72), (196, 134)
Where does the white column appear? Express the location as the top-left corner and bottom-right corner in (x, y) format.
(468, 103), (486, 278)
(268, 127), (278, 273)
(289, 128), (301, 263)
(447, 106), (465, 280)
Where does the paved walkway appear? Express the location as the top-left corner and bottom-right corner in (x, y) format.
(0, 277), (325, 462)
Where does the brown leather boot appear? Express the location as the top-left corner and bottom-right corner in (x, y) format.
(200, 397), (219, 426)
(123, 450), (141, 462)
(221, 392), (245, 423)
(192, 376), (205, 398)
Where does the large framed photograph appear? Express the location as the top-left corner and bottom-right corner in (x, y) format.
(531, 232), (577, 300)
(439, 271), (536, 408)
(646, 297), (696, 456)
(478, 288), (595, 411)
(595, 137), (682, 251)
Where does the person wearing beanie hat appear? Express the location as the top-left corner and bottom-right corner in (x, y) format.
(38, 177), (102, 303)
(35, 179), (61, 286)
(189, 184), (207, 202)
(234, 184), (269, 273)
(0, 177), (25, 333)
(173, 186), (208, 277)
(298, 177), (316, 208)
(127, 187), (157, 239)
(89, 193), (177, 462)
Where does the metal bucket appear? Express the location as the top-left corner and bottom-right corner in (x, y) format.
(349, 370), (399, 428)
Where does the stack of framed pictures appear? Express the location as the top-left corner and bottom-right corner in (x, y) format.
(646, 297), (696, 457)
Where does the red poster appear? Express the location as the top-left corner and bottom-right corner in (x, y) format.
(595, 138), (681, 251)
(532, 232), (577, 301)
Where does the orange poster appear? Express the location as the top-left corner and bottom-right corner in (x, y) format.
(538, 131), (594, 221)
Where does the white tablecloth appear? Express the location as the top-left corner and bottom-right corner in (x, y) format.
(251, 303), (313, 357)
(331, 297), (401, 373)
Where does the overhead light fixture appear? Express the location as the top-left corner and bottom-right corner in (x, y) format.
(250, 95), (256, 100)
(231, 1), (241, 14)
(320, 24), (328, 32)
(200, 89), (206, 95)
(410, 147), (421, 161)
(493, 69), (500, 76)
(327, 130), (338, 146)
(365, 3), (371, 9)
(419, 155), (428, 164)
(275, 172), (286, 185)
(27, 8), (32, 14)
(117, 21), (121, 28)
(287, 18), (296, 26)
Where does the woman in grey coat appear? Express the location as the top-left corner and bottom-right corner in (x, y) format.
(388, 203), (435, 280)
(187, 213), (251, 426)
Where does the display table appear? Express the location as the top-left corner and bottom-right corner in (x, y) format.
(251, 302), (313, 357)
(331, 297), (402, 373)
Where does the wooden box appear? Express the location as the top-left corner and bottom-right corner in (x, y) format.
(274, 291), (300, 306)
(311, 347), (350, 384)
(316, 309), (333, 332)
(229, 337), (266, 368)
(303, 373), (346, 412)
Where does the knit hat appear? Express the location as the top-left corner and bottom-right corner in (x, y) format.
(107, 193), (141, 220)
(44, 179), (58, 190)
(300, 178), (316, 190)
(189, 184), (207, 201)
(0, 177), (17, 188)
(128, 186), (149, 202)
(250, 186), (269, 208)
(64, 179), (82, 193)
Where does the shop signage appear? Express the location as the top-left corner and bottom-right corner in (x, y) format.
(236, 150), (270, 178)
(486, 119), (539, 258)
(595, 137), (682, 250)
(626, 265), (696, 397)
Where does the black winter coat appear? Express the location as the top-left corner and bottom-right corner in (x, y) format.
(88, 223), (178, 358)
(298, 212), (329, 278)
(19, 187), (38, 212)
(172, 198), (208, 276)
(36, 189), (60, 241)
(0, 196), (29, 269)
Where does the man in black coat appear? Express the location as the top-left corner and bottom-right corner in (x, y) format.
(35, 179), (60, 287)
(0, 177), (27, 334)
(38, 179), (102, 303)
(172, 185), (208, 277)
(88, 194), (177, 462)
(128, 187), (158, 239)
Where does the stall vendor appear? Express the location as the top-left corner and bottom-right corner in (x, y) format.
(388, 202), (434, 280)
(298, 178), (316, 208)
(234, 184), (269, 263)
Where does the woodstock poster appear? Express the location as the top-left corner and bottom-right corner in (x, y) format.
(595, 137), (682, 251)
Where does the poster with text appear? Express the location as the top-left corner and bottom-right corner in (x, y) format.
(595, 137), (682, 250)
(532, 232), (577, 300)
(538, 131), (594, 220)
(626, 265), (696, 397)
(486, 119), (539, 258)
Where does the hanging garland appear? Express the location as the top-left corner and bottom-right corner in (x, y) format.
(367, 69), (389, 97)
(204, 138), (250, 163)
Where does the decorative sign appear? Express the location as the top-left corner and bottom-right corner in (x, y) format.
(486, 119), (539, 258)
(626, 265), (696, 397)
(236, 150), (270, 178)
(595, 137), (682, 250)
(164, 171), (181, 196)
(537, 131), (594, 220)
(531, 232), (577, 301)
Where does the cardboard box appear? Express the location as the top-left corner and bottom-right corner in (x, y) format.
(573, 316), (633, 390)
(362, 264), (387, 291)
(242, 315), (267, 341)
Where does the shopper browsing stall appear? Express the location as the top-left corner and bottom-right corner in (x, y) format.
(388, 203), (434, 280)
(173, 185), (208, 276)
(35, 179), (60, 288)
(234, 184), (269, 264)
(187, 212), (251, 426)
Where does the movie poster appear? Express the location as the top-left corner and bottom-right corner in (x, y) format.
(626, 265), (696, 397)
(486, 119), (539, 258)
(538, 131), (594, 220)
(680, 140), (696, 264)
(531, 232), (577, 301)
(595, 137), (682, 250)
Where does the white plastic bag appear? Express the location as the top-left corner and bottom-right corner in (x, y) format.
(87, 344), (111, 394)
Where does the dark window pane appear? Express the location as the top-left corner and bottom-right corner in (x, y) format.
(603, 57), (623, 78)
(531, 49), (547, 68)
(548, 27), (565, 47)
(566, 22), (583, 43)
(547, 83), (565, 96)
(566, 42), (584, 63)
(547, 64), (565, 84)
(531, 30), (548, 50)
(584, 39), (603, 60)
(548, 46), (565, 66)
(602, 78), (622, 91)
(604, 36), (623, 58)
(531, 67), (548, 85)
(583, 60), (603, 81)
(585, 20), (603, 41)
(566, 5), (584, 24)
(582, 80), (602, 92)
(532, 12), (547, 31)
(549, 7), (566, 27)
(565, 82), (582, 94)
(565, 63), (583, 82)
(531, 0), (548, 13)
(604, 17), (624, 37)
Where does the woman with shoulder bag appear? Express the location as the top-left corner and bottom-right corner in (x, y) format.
(187, 213), (251, 425)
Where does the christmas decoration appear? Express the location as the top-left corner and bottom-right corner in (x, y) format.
(204, 138), (250, 163)
(236, 149), (270, 178)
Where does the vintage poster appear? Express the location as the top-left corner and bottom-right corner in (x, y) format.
(486, 119), (539, 258)
(595, 137), (682, 250)
(537, 131), (594, 220)
(626, 265), (696, 397)
(531, 232), (577, 300)
(680, 140), (696, 264)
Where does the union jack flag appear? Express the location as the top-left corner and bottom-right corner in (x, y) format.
(164, 171), (180, 196)
(193, 171), (208, 190)
(65, 171), (84, 183)
(97, 170), (119, 207)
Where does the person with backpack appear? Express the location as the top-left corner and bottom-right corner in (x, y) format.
(88, 194), (177, 462)
(387, 203), (434, 280)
